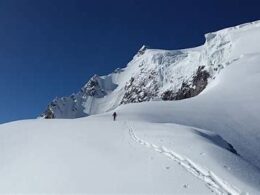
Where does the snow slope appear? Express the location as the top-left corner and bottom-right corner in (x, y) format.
(0, 116), (259, 194)
(115, 53), (260, 171)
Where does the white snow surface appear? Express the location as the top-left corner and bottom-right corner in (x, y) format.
(0, 20), (260, 194)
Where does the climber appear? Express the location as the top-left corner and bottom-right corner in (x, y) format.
(113, 112), (117, 121)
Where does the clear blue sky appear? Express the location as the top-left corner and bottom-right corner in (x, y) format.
(0, 0), (259, 123)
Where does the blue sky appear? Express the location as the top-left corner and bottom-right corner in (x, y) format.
(0, 0), (260, 123)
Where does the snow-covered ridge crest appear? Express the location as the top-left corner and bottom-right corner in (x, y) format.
(41, 20), (260, 119)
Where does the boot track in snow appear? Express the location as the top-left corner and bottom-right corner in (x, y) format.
(126, 122), (245, 195)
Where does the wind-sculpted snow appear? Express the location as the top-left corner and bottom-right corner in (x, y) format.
(41, 20), (260, 119)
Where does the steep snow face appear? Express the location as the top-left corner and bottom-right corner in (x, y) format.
(204, 20), (260, 73)
(42, 20), (260, 119)
(42, 73), (120, 118)
(120, 47), (205, 103)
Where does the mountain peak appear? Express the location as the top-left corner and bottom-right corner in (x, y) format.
(137, 45), (150, 56)
(41, 20), (260, 119)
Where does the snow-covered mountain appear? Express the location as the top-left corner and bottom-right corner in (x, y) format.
(42, 21), (260, 119)
(1, 20), (260, 194)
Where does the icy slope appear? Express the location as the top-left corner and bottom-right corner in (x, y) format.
(42, 20), (260, 119)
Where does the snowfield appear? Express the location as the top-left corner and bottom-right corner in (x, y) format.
(0, 21), (260, 194)
(0, 116), (259, 194)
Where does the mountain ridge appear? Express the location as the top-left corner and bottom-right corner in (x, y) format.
(42, 20), (260, 119)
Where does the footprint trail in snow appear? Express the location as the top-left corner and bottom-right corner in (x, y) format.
(127, 123), (245, 195)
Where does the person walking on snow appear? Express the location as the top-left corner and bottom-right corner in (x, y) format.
(113, 112), (117, 121)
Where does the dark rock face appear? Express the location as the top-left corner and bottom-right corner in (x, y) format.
(121, 66), (210, 104)
(42, 105), (55, 119)
(161, 90), (176, 101)
(162, 66), (210, 101)
(83, 75), (107, 98)
(192, 66), (210, 93)
(120, 74), (159, 104)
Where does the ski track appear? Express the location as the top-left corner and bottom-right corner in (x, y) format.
(126, 123), (245, 195)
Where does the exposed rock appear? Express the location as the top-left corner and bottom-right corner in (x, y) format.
(161, 90), (176, 101)
(41, 106), (55, 119)
(162, 66), (210, 101)
(120, 72), (159, 104)
(83, 75), (107, 98)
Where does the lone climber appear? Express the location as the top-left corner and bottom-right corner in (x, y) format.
(113, 112), (117, 121)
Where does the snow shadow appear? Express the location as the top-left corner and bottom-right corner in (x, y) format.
(193, 130), (239, 155)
